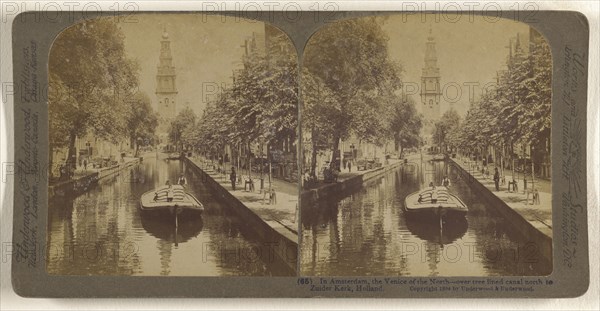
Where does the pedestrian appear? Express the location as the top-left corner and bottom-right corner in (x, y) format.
(59, 164), (66, 181)
(230, 167), (237, 191)
(83, 159), (88, 171)
(303, 169), (311, 189)
(178, 173), (187, 186)
(431, 186), (439, 204)
(442, 175), (451, 187)
(166, 183), (174, 202)
(493, 167), (500, 191)
(348, 161), (352, 172)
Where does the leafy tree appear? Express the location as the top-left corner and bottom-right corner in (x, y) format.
(433, 109), (461, 152)
(303, 17), (402, 167)
(125, 92), (158, 156)
(49, 18), (139, 173)
(457, 31), (552, 180)
(388, 95), (423, 155)
(169, 107), (197, 151)
(520, 38), (552, 146)
(191, 32), (298, 171)
(301, 69), (338, 177)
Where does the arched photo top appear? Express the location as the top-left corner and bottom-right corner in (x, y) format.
(46, 13), (299, 277)
(299, 13), (553, 277)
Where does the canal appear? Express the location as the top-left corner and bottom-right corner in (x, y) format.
(300, 156), (552, 276)
(47, 155), (294, 276)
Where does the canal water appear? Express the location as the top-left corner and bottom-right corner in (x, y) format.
(300, 156), (552, 276)
(47, 155), (293, 276)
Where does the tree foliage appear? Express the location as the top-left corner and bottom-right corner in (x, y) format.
(126, 92), (158, 153)
(388, 95), (423, 154)
(49, 18), (140, 144)
(191, 32), (298, 158)
(169, 107), (197, 150)
(455, 36), (552, 157)
(302, 17), (408, 173)
(433, 109), (461, 152)
(303, 17), (402, 147)
(49, 18), (144, 173)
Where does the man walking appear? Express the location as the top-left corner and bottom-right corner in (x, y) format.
(493, 167), (500, 191)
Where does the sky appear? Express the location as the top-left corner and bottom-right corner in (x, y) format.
(118, 14), (267, 116)
(381, 14), (533, 117)
(112, 13), (534, 119)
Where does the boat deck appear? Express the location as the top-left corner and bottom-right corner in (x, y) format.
(140, 185), (203, 210)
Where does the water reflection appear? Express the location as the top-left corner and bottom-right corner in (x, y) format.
(301, 158), (551, 276)
(140, 215), (203, 245)
(47, 155), (293, 276)
(404, 213), (468, 245)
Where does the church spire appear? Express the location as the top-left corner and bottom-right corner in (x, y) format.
(424, 26), (439, 75)
(420, 26), (442, 122)
(156, 26), (178, 135)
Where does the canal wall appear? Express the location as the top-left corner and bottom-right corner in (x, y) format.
(183, 157), (298, 274)
(301, 160), (405, 208)
(49, 158), (141, 200)
(448, 158), (553, 265)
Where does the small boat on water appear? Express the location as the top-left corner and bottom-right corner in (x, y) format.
(166, 152), (181, 160)
(140, 185), (204, 221)
(431, 153), (447, 161)
(404, 186), (467, 220)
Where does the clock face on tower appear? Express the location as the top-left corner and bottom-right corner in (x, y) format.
(426, 79), (437, 91)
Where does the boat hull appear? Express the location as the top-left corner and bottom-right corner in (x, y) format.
(403, 206), (467, 219)
(139, 206), (203, 219)
(403, 186), (467, 220)
(139, 185), (204, 220)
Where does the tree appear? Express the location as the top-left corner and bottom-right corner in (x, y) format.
(388, 95), (423, 155)
(302, 69), (338, 177)
(520, 38), (552, 146)
(49, 18), (139, 174)
(303, 17), (402, 168)
(456, 31), (552, 181)
(125, 92), (158, 156)
(433, 109), (461, 152)
(169, 107), (197, 151)
(190, 31), (299, 177)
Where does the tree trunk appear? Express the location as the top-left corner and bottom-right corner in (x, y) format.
(331, 135), (340, 170)
(48, 147), (54, 180)
(267, 141), (272, 190)
(247, 140), (252, 179)
(531, 144), (535, 191)
(67, 131), (77, 179)
(310, 130), (318, 178)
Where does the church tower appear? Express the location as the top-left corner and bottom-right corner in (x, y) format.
(420, 27), (442, 122)
(156, 27), (178, 133)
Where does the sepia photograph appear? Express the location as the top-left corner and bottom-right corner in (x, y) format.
(46, 14), (299, 276)
(300, 14), (553, 277)
(5, 4), (595, 301)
